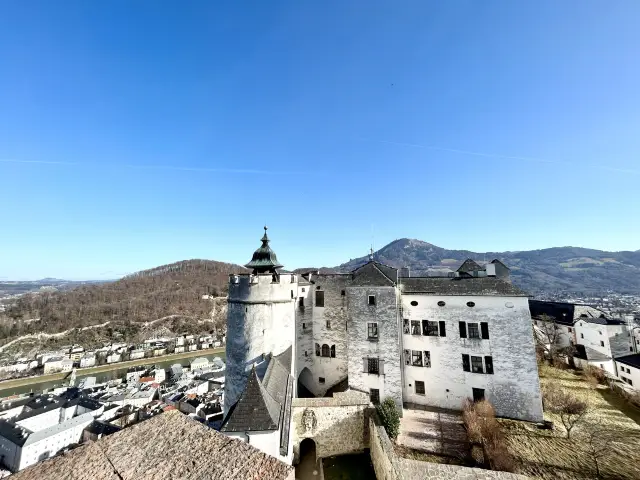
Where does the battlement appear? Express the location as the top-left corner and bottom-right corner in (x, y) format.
(228, 273), (298, 303)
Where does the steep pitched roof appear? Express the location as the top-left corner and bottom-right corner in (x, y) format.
(221, 367), (281, 432)
(351, 261), (396, 286)
(400, 277), (527, 296)
(457, 259), (483, 273)
(273, 345), (292, 374)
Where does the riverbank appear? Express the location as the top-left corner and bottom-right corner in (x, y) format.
(0, 347), (225, 393)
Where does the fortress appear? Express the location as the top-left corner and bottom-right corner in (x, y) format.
(220, 227), (543, 465)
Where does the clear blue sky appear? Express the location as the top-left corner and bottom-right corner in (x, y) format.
(1, 1), (639, 280)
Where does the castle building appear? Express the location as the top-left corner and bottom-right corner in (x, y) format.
(221, 229), (544, 464)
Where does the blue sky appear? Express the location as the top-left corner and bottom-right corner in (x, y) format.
(1, 1), (639, 280)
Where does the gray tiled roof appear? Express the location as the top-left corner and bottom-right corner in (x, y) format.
(221, 367), (281, 432)
(12, 410), (294, 480)
(457, 259), (483, 273)
(352, 262), (396, 286)
(399, 277), (527, 296)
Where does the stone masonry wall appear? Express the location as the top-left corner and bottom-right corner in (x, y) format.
(347, 286), (403, 411)
(291, 391), (370, 461)
(369, 416), (529, 480)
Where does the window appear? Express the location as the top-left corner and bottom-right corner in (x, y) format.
(423, 351), (431, 367)
(472, 388), (485, 402)
(415, 381), (425, 395)
(599, 330), (602, 335)
(411, 350), (423, 366)
(411, 320), (421, 335)
(480, 322), (489, 339)
(485, 356), (494, 374)
(368, 322), (378, 340)
(471, 356), (484, 373)
(315, 343), (320, 356)
(330, 345), (336, 358)
(299, 297), (304, 307)
(467, 301), (475, 307)
(439, 321), (446, 337)
(315, 291), (324, 307)
(370, 388), (380, 404)
(600, 341), (605, 347)
(368, 295), (376, 306)
(326, 320), (331, 329)
(459, 321), (467, 338)
(410, 300), (418, 306)
(341, 290), (345, 296)
(367, 358), (380, 374)
(581, 333), (584, 339)
(568, 327), (572, 332)
(422, 320), (439, 336)
(631, 347), (634, 352)
(468, 323), (480, 339)
(302, 288), (305, 292)
(403, 319), (410, 334)
(319, 377), (325, 384)
(322, 344), (330, 357)
(600, 364), (604, 369)
(404, 349), (410, 365)
(462, 354), (470, 372)
(437, 301), (446, 307)
(302, 322), (306, 329)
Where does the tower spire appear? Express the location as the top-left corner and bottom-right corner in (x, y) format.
(245, 225), (283, 274)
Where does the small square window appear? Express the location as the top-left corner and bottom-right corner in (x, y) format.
(302, 322), (306, 329)
(471, 356), (484, 373)
(411, 350), (423, 367)
(370, 388), (380, 404)
(302, 288), (305, 292)
(341, 290), (345, 296)
(411, 320), (421, 335)
(468, 323), (480, 339)
(415, 381), (425, 395)
(368, 295), (376, 306)
(568, 327), (573, 332)
(600, 341), (605, 347)
(368, 322), (378, 340)
(319, 377), (325, 384)
(422, 320), (439, 336)
(326, 320), (331, 329)
(368, 358), (380, 374)
(581, 333), (584, 339)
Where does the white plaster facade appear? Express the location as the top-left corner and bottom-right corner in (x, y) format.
(616, 357), (640, 389)
(401, 295), (543, 422)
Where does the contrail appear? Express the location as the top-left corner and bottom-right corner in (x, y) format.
(360, 138), (640, 175)
(0, 158), (311, 176)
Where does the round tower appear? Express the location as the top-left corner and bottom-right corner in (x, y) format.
(223, 227), (296, 414)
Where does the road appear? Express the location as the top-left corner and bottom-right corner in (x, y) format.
(0, 346), (225, 391)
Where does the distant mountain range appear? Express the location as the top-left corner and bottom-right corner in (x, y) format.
(336, 239), (640, 295)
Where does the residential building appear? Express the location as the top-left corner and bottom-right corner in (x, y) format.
(79, 353), (95, 368)
(615, 354), (640, 388)
(190, 357), (209, 371)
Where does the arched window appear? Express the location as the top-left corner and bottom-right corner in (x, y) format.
(330, 345), (336, 358)
(322, 344), (330, 357)
(315, 343), (320, 356)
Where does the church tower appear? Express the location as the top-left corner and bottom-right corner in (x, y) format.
(223, 227), (297, 414)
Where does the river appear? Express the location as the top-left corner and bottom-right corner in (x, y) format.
(0, 350), (226, 398)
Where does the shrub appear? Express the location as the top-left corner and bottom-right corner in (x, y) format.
(542, 383), (589, 439)
(462, 399), (516, 472)
(376, 398), (400, 440)
(583, 365), (607, 386)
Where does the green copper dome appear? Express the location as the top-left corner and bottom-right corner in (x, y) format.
(245, 226), (283, 274)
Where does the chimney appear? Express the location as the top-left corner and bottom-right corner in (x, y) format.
(399, 266), (411, 278)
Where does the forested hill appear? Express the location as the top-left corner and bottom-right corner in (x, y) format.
(2, 260), (248, 339)
(336, 239), (640, 295)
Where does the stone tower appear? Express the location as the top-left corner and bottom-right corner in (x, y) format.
(224, 227), (297, 414)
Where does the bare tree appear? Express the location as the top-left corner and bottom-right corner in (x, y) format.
(583, 422), (615, 478)
(534, 314), (565, 366)
(542, 384), (589, 439)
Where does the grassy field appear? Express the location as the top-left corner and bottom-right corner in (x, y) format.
(0, 347), (224, 391)
(501, 364), (640, 479)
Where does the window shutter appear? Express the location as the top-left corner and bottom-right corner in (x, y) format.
(485, 356), (494, 374)
(439, 321), (446, 337)
(459, 321), (467, 338)
(379, 359), (385, 375)
(462, 354), (470, 372)
(481, 322), (489, 339)
(363, 358), (368, 373)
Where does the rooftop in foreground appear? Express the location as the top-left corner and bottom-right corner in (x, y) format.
(12, 410), (294, 480)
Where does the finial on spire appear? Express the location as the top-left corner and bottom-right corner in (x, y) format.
(369, 246), (374, 261)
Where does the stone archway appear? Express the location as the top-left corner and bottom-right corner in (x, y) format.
(295, 438), (320, 479)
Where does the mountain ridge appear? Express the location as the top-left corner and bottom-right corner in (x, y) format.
(336, 238), (640, 294)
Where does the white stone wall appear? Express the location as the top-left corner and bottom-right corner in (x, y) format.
(616, 361), (640, 389)
(346, 287), (403, 410)
(297, 276), (350, 396)
(400, 294), (543, 422)
(224, 274), (296, 413)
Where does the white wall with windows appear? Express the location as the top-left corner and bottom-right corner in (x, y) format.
(616, 359), (640, 389)
(400, 294), (543, 422)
